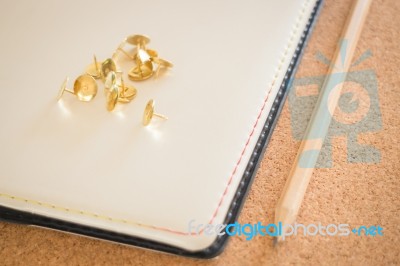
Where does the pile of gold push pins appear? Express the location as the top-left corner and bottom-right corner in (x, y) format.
(57, 34), (172, 126)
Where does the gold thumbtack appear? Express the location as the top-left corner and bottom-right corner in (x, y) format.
(86, 55), (117, 81)
(128, 61), (154, 81)
(126, 34), (150, 45)
(119, 76), (137, 101)
(104, 71), (137, 102)
(57, 74), (98, 102)
(113, 34), (151, 61)
(152, 57), (174, 78)
(104, 72), (135, 111)
(142, 99), (168, 126)
(105, 84), (130, 111)
(126, 34), (151, 53)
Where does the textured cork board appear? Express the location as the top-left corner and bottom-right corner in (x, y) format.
(1, 0), (399, 265)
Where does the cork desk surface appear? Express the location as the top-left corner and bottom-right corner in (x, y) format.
(1, 0), (399, 265)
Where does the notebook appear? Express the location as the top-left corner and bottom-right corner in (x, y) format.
(0, 0), (321, 258)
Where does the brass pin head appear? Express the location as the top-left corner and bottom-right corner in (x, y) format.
(57, 74), (98, 102)
(152, 57), (173, 68)
(126, 34), (151, 48)
(142, 99), (168, 126)
(128, 61), (154, 81)
(152, 57), (174, 78)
